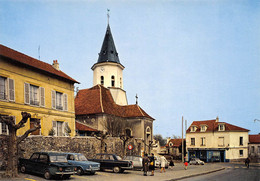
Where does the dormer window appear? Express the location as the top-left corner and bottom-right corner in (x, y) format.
(200, 125), (207, 132)
(191, 126), (197, 132)
(218, 124), (225, 131)
(169, 142), (173, 147)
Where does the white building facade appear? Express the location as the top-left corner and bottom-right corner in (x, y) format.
(186, 118), (249, 162)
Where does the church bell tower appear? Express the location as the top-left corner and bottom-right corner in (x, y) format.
(91, 21), (128, 105)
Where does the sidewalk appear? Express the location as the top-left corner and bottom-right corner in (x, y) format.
(109, 162), (225, 181)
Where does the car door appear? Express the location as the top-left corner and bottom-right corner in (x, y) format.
(27, 153), (40, 173)
(36, 154), (49, 174)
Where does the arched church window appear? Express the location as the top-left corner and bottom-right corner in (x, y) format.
(111, 76), (115, 87)
(101, 76), (104, 85)
(125, 128), (131, 137)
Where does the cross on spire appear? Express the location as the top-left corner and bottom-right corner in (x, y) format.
(107, 9), (110, 25)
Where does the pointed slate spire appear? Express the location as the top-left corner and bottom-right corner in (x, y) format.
(97, 24), (120, 64)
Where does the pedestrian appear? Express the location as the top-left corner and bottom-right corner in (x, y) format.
(245, 157), (250, 168)
(160, 156), (166, 173)
(142, 153), (150, 176)
(169, 157), (174, 169)
(149, 153), (155, 176)
(184, 161), (188, 170)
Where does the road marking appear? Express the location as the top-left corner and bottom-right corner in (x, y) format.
(235, 166), (239, 168)
(25, 178), (37, 181)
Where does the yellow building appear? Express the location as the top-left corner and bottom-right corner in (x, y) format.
(0, 44), (79, 137)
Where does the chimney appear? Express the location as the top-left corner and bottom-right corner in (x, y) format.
(52, 60), (60, 70)
(216, 116), (219, 122)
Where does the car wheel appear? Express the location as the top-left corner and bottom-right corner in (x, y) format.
(20, 165), (26, 173)
(77, 168), (84, 175)
(44, 171), (51, 180)
(113, 167), (121, 173)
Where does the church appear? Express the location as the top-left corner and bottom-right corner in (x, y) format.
(75, 21), (155, 154)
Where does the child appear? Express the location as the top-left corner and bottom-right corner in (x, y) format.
(184, 161), (188, 170)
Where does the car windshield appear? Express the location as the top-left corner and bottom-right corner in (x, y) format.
(49, 155), (67, 162)
(116, 156), (122, 160)
(75, 154), (88, 161)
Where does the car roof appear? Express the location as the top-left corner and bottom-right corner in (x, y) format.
(33, 152), (66, 156)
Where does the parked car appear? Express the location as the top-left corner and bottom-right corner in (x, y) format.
(189, 158), (205, 165)
(19, 152), (76, 179)
(123, 155), (142, 170)
(64, 153), (100, 175)
(89, 153), (133, 173)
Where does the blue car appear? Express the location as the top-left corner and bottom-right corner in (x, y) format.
(64, 153), (100, 175)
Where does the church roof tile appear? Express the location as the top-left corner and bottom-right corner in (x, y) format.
(75, 85), (154, 120)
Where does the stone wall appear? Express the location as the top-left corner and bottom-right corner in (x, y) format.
(0, 135), (139, 170)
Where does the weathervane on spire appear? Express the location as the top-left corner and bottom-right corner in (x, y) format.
(135, 94), (138, 105)
(107, 9), (110, 24)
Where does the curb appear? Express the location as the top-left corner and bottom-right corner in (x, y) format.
(167, 167), (225, 181)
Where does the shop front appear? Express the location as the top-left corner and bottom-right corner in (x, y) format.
(188, 148), (226, 162)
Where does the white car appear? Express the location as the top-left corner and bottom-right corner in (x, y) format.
(189, 158), (205, 165)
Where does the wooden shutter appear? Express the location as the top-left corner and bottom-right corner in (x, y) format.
(8, 78), (15, 101)
(51, 90), (56, 109)
(40, 87), (45, 107)
(24, 83), (30, 104)
(63, 93), (68, 111)
(52, 121), (57, 136)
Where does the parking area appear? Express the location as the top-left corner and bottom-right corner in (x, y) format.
(0, 163), (228, 181)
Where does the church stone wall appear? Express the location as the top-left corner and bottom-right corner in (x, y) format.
(0, 135), (140, 171)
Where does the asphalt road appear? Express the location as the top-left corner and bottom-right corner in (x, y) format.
(182, 163), (260, 181)
(1, 163), (259, 181)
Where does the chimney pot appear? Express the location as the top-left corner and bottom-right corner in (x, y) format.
(52, 60), (60, 70)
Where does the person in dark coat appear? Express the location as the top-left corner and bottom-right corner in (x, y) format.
(142, 153), (150, 176)
(169, 157), (174, 169)
(149, 153), (155, 176)
(245, 157), (250, 168)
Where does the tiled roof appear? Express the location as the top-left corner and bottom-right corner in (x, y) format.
(166, 139), (185, 147)
(75, 85), (154, 120)
(75, 121), (99, 132)
(186, 119), (249, 133)
(0, 44), (79, 83)
(249, 134), (260, 144)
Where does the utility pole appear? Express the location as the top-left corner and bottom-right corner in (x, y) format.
(182, 116), (184, 163)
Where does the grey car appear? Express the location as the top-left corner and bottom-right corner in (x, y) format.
(189, 158), (205, 165)
(64, 153), (100, 175)
(123, 155), (143, 170)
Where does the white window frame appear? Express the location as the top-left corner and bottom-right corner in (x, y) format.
(200, 125), (206, 132)
(0, 77), (15, 102)
(0, 122), (9, 135)
(218, 124), (225, 131)
(52, 121), (65, 136)
(191, 126), (196, 132)
(201, 137), (206, 146)
(239, 136), (243, 146)
(51, 90), (68, 111)
(24, 83), (44, 107)
(239, 150), (243, 157)
(191, 138), (195, 146)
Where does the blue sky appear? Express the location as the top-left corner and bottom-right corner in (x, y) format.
(1, 0), (259, 138)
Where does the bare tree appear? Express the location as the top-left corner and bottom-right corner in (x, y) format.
(92, 131), (109, 153)
(0, 112), (41, 177)
(104, 115), (126, 137)
(102, 115), (133, 156)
